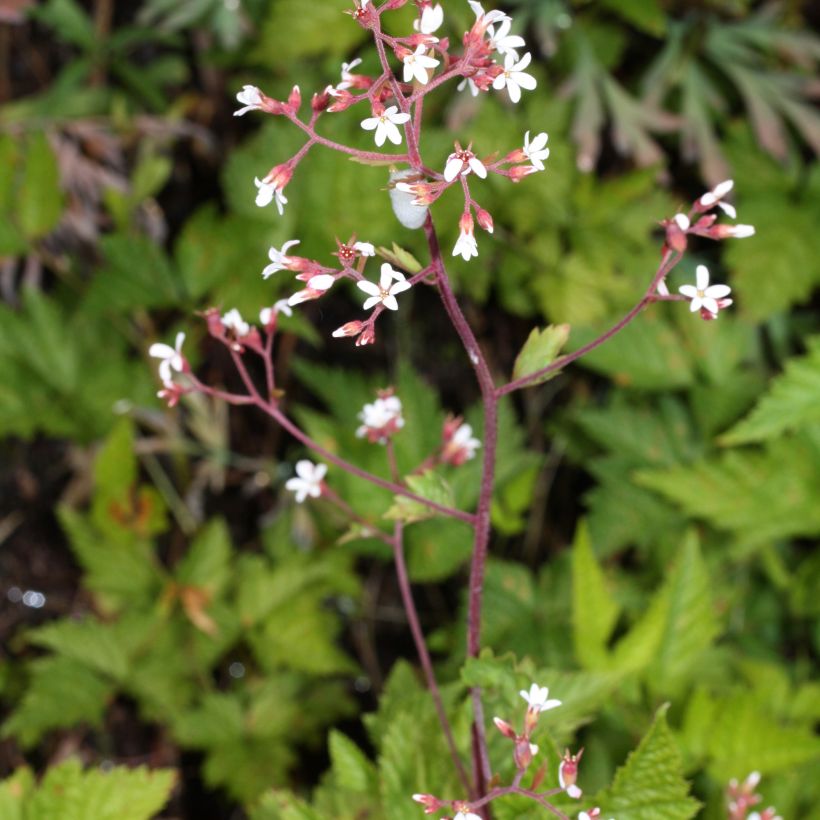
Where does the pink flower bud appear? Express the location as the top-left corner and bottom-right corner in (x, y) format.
(288, 84), (301, 112)
(265, 163), (293, 192)
(411, 794), (443, 814)
(328, 89), (356, 113)
(312, 88), (332, 112)
(559, 748), (584, 799)
(508, 165), (537, 182)
(458, 211), (474, 236)
(475, 208), (494, 234)
(513, 736), (536, 771)
(493, 717), (516, 740)
(355, 325), (376, 347)
(332, 320), (365, 338)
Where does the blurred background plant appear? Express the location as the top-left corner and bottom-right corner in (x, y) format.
(0, 0), (818, 818)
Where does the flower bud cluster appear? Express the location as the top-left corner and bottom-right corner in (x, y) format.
(727, 772), (781, 820)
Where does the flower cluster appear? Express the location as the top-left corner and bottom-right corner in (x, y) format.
(357, 392), (405, 444)
(726, 772), (781, 820)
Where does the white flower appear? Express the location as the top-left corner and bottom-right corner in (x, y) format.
(260, 300), (292, 325)
(354, 241), (375, 256)
(444, 148), (487, 183)
(519, 683), (562, 712)
(453, 228), (479, 261)
(492, 51), (537, 103)
(262, 239), (300, 279)
(307, 273), (336, 291)
(488, 17), (526, 57)
(678, 265), (731, 315)
(338, 58), (362, 90)
(255, 176), (287, 214)
(444, 422), (481, 463)
(458, 76), (480, 96)
(454, 812), (482, 820)
(285, 459), (327, 503)
(234, 85), (263, 116)
(357, 263), (411, 311)
(357, 395), (405, 442)
(149, 331), (185, 385)
(700, 179), (735, 217)
(403, 45), (440, 85)
(221, 308), (250, 337)
(468, 1), (508, 25)
(413, 3), (443, 35)
(523, 131), (550, 171)
(360, 106), (411, 147)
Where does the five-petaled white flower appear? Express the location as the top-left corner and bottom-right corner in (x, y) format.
(444, 148), (487, 182)
(493, 51), (537, 103)
(255, 176), (287, 214)
(262, 239), (300, 279)
(444, 422), (481, 463)
(413, 3), (443, 35)
(259, 300), (292, 326)
(357, 395), (405, 442)
(524, 131), (550, 171)
(403, 45), (440, 85)
(700, 179), (736, 218)
(221, 308), (250, 337)
(149, 332), (185, 385)
(453, 228), (479, 261)
(357, 263), (411, 311)
(488, 17), (526, 57)
(679, 265), (731, 315)
(520, 683), (562, 712)
(361, 106), (411, 147)
(285, 459), (327, 503)
(234, 85), (263, 116)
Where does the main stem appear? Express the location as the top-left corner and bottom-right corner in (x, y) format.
(423, 213), (498, 795)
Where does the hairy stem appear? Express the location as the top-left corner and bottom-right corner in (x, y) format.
(392, 522), (473, 795)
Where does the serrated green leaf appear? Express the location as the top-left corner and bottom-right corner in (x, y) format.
(636, 436), (820, 547)
(328, 731), (377, 792)
(29, 619), (130, 682)
(597, 705), (700, 820)
(722, 337), (820, 444)
(93, 417), (138, 501)
(0, 767), (34, 818)
(174, 518), (232, 593)
(512, 324), (570, 386)
(31, 0), (95, 47)
(384, 471), (455, 524)
(572, 520), (619, 669)
(646, 532), (720, 697)
(406, 517), (473, 582)
(573, 313), (694, 390)
(24, 758), (175, 820)
(2, 657), (111, 748)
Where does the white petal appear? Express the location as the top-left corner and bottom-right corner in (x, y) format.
(469, 157), (487, 178)
(308, 274), (335, 291)
(384, 121), (403, 145)
(382, 294), (399, 310)
(360, 117), (379, 131)
(506, 80), (521, 103)
(357, 280), (381, 297)
(379, 263), (396, 290)
(695, 265), (710, 290)
(678, 284), (698, 299)
(444, 156), (463, 182)
(718, 201), (737, 219)
(705, 284), (731, 299)
(149, 343), (175, 359)
(515, 71), (537, 91)
(363, 295), (381, 310)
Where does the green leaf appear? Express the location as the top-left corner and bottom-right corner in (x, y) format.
(377, 243), (423, 275)
(600, 0), (666, 36)
(384, 471), (455, 524)
(571, 520), (619, 669)
(406, 517), (474, 582)
(29, 619), (130, 681)
(18, 133), (64, 241)
(25, 758), (175, 820)
(645, 532), (720, 697)
(328, 731), (377, 793)
(597, 705), (700, 820)
(511, 324), (570, 386)
(31, 0), (95, 47)
(573, 313), (695, 390)
(636, 436), (820, 548)
(2, 657), (111, 748)
(0, 767), (34, 818)
(174, 518), (232, 594)
(722, 337), (820, 444)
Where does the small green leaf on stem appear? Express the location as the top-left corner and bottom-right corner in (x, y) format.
(384, 471), (454, 524)
(377, 243), (423, 275)
(512, 324), (570, 386)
